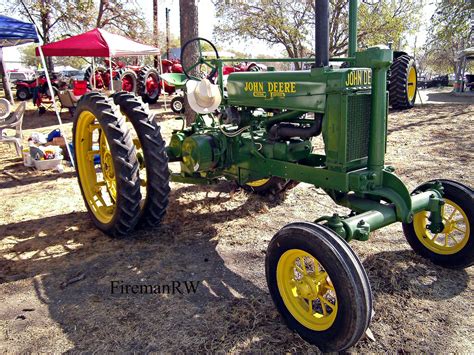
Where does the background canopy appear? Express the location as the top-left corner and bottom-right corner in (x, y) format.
(0, 15), (39, 47)
(36, 28), (159, 57)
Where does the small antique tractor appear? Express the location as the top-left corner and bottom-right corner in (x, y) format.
(72, 0), (473, 351)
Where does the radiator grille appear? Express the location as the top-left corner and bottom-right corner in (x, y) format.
(346, 94), (371, 162)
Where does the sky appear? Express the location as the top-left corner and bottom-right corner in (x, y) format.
(1, 0), (437, 69)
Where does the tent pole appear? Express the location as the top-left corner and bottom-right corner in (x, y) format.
(109, 56), (114, 93)
(159, 56), (166, 110)
(37, 44), (75, 168)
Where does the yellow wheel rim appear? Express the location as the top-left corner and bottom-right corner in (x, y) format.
(246, 178), (270, 187)
(407, 66), (417, 102)
(277, 249), (338, 331)
(413, 199), (470, 255)
(99, 132), (117, 201)
(75, 110), (116, 224)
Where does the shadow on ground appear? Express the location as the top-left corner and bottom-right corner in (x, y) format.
(1, 182), (470, 352)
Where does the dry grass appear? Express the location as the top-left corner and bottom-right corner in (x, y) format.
(0, 99), (473, 352)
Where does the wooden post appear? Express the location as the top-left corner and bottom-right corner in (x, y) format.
(0, 48), (14, 103)
(153, 0), (159, 68)
(179, 0), (199, 125)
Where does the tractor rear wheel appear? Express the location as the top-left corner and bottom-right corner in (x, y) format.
(84, 65), (107, 89)
(266, 222), (372, 352)
(112, 91), (170, 228)
(389, 54), (417, 110)
(137, 66), (161, 104)
(402, 180), (473, 269)
(117, 69), (138, 93)
(73, 92), (142, 237)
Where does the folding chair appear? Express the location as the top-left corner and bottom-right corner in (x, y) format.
(0, 101), (26, 156)
(58, 90), (77, 117)
(0, 98), (11, 120)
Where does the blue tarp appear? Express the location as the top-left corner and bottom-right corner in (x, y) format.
(0, 15), (39, 48)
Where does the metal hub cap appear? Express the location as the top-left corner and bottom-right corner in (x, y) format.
(277, 249), (338, 331)
(413, 198), (470, 255)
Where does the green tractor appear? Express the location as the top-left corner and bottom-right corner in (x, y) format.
(71, 0), (472, 351)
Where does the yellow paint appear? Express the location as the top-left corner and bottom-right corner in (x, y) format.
(75, 111), (116, 224)
(246, 178), (270, 187)
(276, 249), (338, 331)
(244, 81), (297, 98)
(413, 199), (470, 255)
(345, 69), (372, 87)
(407, 66), (417, 102)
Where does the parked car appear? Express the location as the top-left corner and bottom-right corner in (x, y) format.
(7, 70), (35, 83)
(61, 70), (85, 80)
(425, 75), (449, 88)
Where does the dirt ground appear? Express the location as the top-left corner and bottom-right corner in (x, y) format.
(0, 95), (473, 352)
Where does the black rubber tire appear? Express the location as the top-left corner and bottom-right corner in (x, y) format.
(171, 96), (185, 114)
(389, 54), (417, 110)
(137, 66), (161, 104)
(112, 91), (170, 228)
(116, 69), (138, 93)
(402, 179), (474, 269)
(73, 92), (142, 237)
(84, 65), (107, 89)
(16, 87), (31, 101)
(266, 222), (373, 352)
(242, 177), (298, 196)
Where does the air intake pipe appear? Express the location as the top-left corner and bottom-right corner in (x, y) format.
(314, 0), (329, 67)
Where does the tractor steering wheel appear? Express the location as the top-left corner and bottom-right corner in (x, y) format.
(180, 37), (219, 82)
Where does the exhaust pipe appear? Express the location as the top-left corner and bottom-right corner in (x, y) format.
(314, 0), (329, 67)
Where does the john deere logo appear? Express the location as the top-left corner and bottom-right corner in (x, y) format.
(345, 70), (372, 87)
(244, 81), (297, 98)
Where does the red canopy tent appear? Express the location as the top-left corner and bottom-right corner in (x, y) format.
(35, 28), (159, 57)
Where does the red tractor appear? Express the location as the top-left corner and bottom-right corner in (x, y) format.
(83, 59), (183, 104)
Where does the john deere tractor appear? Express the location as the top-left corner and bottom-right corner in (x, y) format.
(72, 0), (472, 351)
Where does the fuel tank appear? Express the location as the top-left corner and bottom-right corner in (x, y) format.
(226, 68), (372, 112)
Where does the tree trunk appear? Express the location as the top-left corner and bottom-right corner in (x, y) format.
(153, 0), (159, 68)
(0, 49), (13, 103)
(40, 0), (54, 71)
(179, 0), (199, 125)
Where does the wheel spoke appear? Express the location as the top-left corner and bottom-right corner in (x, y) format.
(449, 233), (459, 244)
(299, 257), (307, 274)
(317, 297), (327, 316)
(295, 264), (305, 275)
(453, 225), (466, 233)
(321, 296), (336, 310)
(447, 208), (457, 221)
(308, 300), (313, 315)
(430, 233), (439, 241)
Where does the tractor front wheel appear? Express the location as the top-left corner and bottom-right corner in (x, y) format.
(73, 92), (142, 236)
(112, 91), (170, 228)
(266, 222), (372, 352)
(402, 180), (473, 269)
(171, 96), (185, 114)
